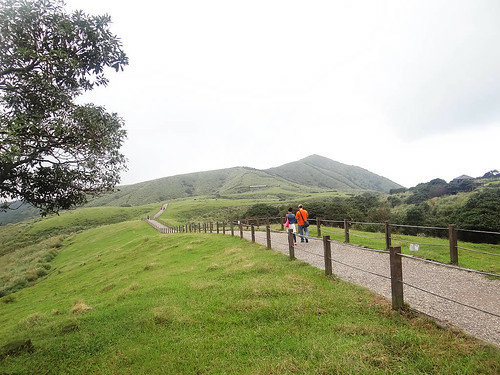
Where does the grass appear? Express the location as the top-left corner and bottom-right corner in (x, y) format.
(1, 220), (499, 374)
(0, 205), (157, 297)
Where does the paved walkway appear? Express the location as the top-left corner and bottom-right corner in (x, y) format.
(236, 229), (500, 347)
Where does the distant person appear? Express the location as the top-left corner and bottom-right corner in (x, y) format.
(285, 207), (297, 246)
(296, 204), (309, 243)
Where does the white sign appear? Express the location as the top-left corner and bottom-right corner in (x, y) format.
(409, 244), (420, 251)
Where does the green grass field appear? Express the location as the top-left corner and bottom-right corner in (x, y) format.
(1, 218), (500, 374)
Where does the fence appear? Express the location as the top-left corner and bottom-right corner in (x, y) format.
(144, 212), (500, 341)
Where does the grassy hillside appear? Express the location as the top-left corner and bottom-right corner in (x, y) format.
(86, 167), (319, 208)
(266, 155), (403, 193)
(1, 220), (499, 374)
(0, 205), (157, 297)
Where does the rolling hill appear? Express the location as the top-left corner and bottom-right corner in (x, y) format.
(266, 155), (403, 193)
(0, 155), (403, 224)
(87, 155), (403, 207)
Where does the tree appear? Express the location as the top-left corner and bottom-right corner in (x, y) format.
(0, 0), (128, 215)
(454, 188), (500, 243)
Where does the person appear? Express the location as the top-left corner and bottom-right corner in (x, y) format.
(296, 204), (309, 243)
(285, 207), (297, 245)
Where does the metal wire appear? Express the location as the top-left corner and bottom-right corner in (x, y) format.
(390, 224), (448, 231)
(398, 253), (500, 278)
(330, 257), (391, 280)
(349, 233), (386, 240)
(295, 247), (325, 259)
(456, 228), (500, 235)
(391, 237), (448, 247)
(458, 246), (500, 257)
(401, 281), (500, 319)
(350, 221), (385, 226)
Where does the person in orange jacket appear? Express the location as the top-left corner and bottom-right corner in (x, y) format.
(295, 204), (309, 243)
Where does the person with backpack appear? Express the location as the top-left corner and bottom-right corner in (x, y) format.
(296, 204), (309, 243)
(285, 207), (297, 246)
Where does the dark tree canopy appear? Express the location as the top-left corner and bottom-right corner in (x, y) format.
(0, 0), (128, 215)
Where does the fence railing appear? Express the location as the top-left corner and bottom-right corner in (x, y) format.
(167, 217), (499, 268)
(144, 208), (500, 320)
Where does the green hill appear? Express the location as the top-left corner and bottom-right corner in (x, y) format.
(0, 155), (403, 225)
(86, 167), (318, 208)
(266, 155), (403, 193)
(74, 155), (403, 207)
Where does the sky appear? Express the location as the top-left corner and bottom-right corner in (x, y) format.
(65, 0), (500, 188)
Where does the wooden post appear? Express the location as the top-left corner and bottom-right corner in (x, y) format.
(317, 217), (322, 238)
(239, 222), (243, 239)
(390, 246), (403, 311)
(199, 223), (201, 233)
(231, 222), (234, 236)
(385, 221), (391, 250)
(251, 225), (255, 242)
(344, 220), (350, 243)
(280, 216), (284, 231)
(323, 235), (332, 276)
(210, 222), (213, 233)
(266, 225), (271, 249)
(288, 229), (295, 260)
(216, 221), (219, 234)
(449, 224), (458, 265)
(223, 222), (226, 235)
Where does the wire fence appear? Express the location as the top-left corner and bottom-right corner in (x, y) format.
(145, 206), (500, 345)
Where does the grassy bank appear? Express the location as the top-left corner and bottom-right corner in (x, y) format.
(1, 221), (499, 374)
(0, 205), (157, 297)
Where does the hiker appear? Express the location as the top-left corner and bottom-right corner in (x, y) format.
(296, 204), (309, 243)
(285, 207), (298, 246)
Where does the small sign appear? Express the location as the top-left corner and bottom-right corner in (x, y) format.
(409, 244), (420, 251)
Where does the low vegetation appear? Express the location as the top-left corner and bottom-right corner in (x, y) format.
(0, 205), (157, 297)
(1, 221), (499, 374)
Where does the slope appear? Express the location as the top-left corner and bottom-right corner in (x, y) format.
(86, 167), (318, 207)
(266, 154), (403, 193)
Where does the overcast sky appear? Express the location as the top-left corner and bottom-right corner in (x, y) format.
(65, 0), (500, 188)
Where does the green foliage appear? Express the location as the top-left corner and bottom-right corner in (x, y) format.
(244, 203), (280, 218)
(454, 188), (500, 243)
(0, 0), (128, 215)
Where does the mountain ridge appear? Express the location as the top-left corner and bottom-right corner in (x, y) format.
(0, 155), (403, 224)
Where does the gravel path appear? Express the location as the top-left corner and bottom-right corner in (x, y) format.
(238, 229), (500, 347)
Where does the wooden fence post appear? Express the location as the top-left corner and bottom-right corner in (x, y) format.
(239, 222), (243, 239)
(385, 221), (391, 250)
(390, 246), (403, 311)
(323, 235), (332, 276)
(344, 220), (350, 243)
(266, 225), (271, 249)
(280, 216), (284, 231)
(216, 222), (219, 234)
(317, 217), (322, 238)
(223, 222), (226, 235)
(251, 225), (255, 242)
(288, 229), (295, 260)
(230, 222), (234, 236)
(449, 224), (458, 265)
